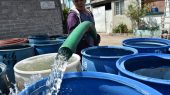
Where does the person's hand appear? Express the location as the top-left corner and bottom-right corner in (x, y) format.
(94, 34), (100, 46)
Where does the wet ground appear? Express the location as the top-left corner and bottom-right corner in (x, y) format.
(98, 33), (134, 46)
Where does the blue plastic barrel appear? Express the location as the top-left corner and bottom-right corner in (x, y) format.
(28, 34), (49, 44)
(151, 6), (159, 13)
(56, 35), (68, 41)
(81, 46), (138, 74)
(49, 35), (65, 40)
(116, 53), (170, 95)
(19, 72), (162, 95)
(28, 34), (67, 44)
(0, 63), (10, 94)
(122, 38), (170, 53)
(0, 44), (35, 83)
(31, 40), (64, 55)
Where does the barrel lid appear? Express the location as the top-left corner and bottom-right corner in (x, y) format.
(0, 38), (28, 47)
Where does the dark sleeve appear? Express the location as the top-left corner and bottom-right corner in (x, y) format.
(67, 12), (79, 34)
(89, 10), (95, 25)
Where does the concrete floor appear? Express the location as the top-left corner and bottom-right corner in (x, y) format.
(98, 33), (134, 46)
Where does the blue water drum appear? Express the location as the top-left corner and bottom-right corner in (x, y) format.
(56, 35), (68, 41)
(116, 53), (170, 95)
(28, 34), (49, 44)
(81, 46), (138, 74)
(49, 35), (66, 40)
(0, 44), (35, 83)
(19, 72), (162, 95)
(28, 34), (67, 44)
(0, 63), (10, 94)
(151, 6), (159, 13)
(31, 40), (64, 55)
(122, 38), (170, 53)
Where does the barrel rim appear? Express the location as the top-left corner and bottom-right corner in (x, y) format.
(31, 42), (63, 47)
(28, 34), (49, 39)
(116, 53), (170, 85)
(30, 41), (63, 46)
(0, 44), (33, 51)
(81, 46), (138, 59)
(14, 53), (80, 74)
(122, 38), (170, 49)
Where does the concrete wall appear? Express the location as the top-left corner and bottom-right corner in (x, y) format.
(144, 0), (165, 12)
(106, 10), (112, 34)
(92, 0), (138, 33)
(0, 0), (63, 39)
(92, 6), (106, 33)
(112, 0), (134, 30)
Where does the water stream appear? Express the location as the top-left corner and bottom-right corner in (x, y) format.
(45, 53), (68, 95)
(0, 83), (18, 95)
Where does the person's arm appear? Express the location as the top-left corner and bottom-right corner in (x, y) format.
(88, 10), (100, 46)
(67, 12), (80, 34)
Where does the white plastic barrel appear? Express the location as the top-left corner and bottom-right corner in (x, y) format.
(14, 53), (80, 90)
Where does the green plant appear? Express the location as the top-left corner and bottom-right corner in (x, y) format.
(112, 27), (120, 33)
(128, 29), (133, 33)
(112, 23), (128, 33)
(63, 7), (69, 20)
(145, 18), (160, 37)
(126, 2), (148, 30)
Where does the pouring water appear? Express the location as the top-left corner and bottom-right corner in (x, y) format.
(45, 53), (68, 95)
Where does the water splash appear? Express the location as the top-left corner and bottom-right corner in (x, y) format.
(24, 74), (42, 88)
(45, 53), (68, 95)
(0, 74), (43, 95)
(8, 83), (18, 95)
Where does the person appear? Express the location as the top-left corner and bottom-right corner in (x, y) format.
(67, 0), (100, 56)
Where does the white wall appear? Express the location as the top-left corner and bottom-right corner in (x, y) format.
(111, 0), (133, 30)
(106, 10), (113, 33)
(92, 6), (106, 33)
(111, 0), (143, 30)
(91, 0), (140, 33)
